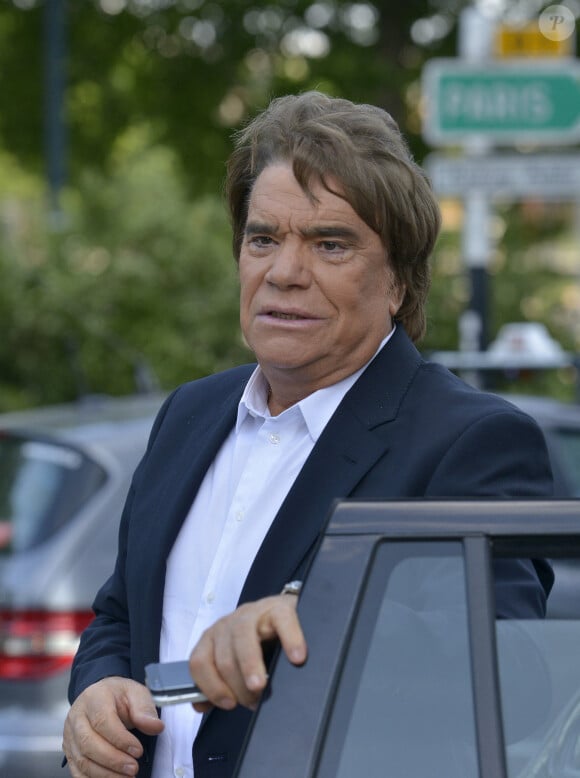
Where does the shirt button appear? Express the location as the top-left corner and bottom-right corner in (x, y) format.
(205, 591), (215, 604)
(175, 768), (185, 777)
(269, 433), (280, 444)
(235, 510), (244, 522)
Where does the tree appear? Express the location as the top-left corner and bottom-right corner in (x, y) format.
(0, 132), (253, 407)
(0, 0), (458, 195)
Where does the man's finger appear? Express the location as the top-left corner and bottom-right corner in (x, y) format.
(225, 619), (268, 706)
(190, 631), (238, 710)
(64, 714), (141, 777)
(267, 601), (308, 666)
(251, 595), (307, 665)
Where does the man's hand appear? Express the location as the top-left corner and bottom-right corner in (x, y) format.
(189, 594), (307, 712)
(63, 676), (164, 777)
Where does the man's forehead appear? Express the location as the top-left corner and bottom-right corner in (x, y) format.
(244, 208), (366, 239)
(250, 163), (347, 203)
(247, 178), (360, 226)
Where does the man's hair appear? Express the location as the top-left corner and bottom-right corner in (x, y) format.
(225, 91), (441, 342)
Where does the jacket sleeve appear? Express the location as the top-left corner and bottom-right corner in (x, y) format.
(67, 390), (178, 703)
(425, 407), (554, 499)
(424, 407), (554, 618)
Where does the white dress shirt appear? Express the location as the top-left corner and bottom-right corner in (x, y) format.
(151, 329), (395, 778)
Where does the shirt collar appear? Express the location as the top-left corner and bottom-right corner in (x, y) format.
(236, 325), (397, 440)
(237, 370), (272, 430)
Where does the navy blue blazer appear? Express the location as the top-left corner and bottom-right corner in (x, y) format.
(69, 326), (554, 777)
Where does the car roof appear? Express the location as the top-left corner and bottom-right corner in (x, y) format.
(0, 393), (166, 445)
(497, 393), (580, 429)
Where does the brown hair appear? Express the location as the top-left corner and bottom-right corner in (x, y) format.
(225, 91), (441, 342)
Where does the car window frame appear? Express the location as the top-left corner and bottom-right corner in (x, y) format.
(234, 499), (580, 778)
(0, 429), (109, 554)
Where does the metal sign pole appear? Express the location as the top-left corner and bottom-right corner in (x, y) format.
(458, 8), (494, 354)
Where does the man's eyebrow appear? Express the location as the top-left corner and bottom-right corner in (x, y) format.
(245, 221), (277, 236)
(300, 225), (360, 241)
(244, 221), (361, 241)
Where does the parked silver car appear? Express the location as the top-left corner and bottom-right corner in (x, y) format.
(0, 393), (165, 777)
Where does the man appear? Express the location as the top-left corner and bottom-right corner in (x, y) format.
(63, 92), (553, 778)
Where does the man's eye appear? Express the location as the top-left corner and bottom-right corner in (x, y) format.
(319, 240), (349, 255)
(250, 236), (273, 247)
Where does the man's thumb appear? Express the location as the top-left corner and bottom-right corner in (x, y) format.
(125, 683), (165, 735)
(132, 705), (165, 735)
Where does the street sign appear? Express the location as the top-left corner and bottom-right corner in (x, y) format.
(425, 152), (580, 198)
(495, 22), (575, 58)
(422, 58), (580, 146)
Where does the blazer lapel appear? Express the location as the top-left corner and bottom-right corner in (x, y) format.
(239, 327), (423, 603)
(152, 393), (240, 558)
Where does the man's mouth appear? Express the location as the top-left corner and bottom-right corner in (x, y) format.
(269, 312), (307, 320)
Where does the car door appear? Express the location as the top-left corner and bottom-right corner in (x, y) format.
(235, 499), (580, 778)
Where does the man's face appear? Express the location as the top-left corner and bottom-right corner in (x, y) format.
(239, 163), (403, 405)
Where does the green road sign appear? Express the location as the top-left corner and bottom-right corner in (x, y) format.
(422, 58), (580, 146)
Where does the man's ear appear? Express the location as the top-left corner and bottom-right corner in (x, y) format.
(388, 283), (406, 318)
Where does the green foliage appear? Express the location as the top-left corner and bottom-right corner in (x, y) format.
(0, 138), (251, 409)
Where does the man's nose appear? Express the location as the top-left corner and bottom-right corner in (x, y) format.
(265, 239), (311, 288)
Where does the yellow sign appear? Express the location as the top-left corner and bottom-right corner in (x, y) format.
(495, 22), (575, 57)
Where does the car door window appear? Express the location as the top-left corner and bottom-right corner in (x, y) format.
(316, 541), (479, 778)
(547, 428), (580, 496)
(497, 607), (580, 777)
